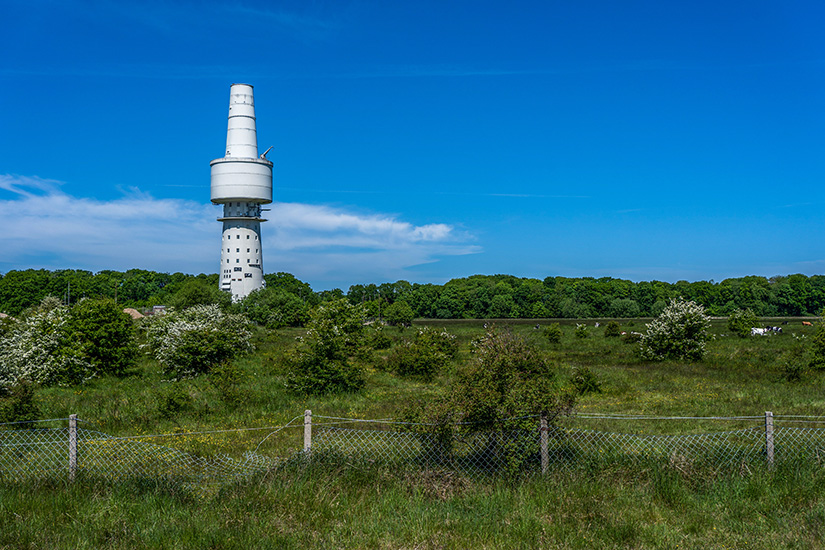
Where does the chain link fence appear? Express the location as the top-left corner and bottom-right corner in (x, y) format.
(310, 412), (825, 474)
(3, 412), (825, 493)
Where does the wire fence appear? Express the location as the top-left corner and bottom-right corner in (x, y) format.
(3, 411), (825, 494)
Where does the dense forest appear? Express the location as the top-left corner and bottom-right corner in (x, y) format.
(0, 269), (822, 319)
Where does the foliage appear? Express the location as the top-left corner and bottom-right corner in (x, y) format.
(0, 379), (40, 424)
(169, 279), (231, 311)
(144, 305), (253, 379)
(5, 269), (825, 322)
(68, 298), (137, 376)
(157, 384), (195, 420)
(543, 323), (563, 344)
(285, 299), (367, 395)
(727, 308), (759, 338)
(234, 287), (307, 328)
(365, 325), (393, 350)
(570, 366), (602, 395)
(778, 338), (809, 382)
(384, 301), (415, 326)
(386, 327), (457, 381)
(404, 327), (575, 473)
(640, 298), (711, 361)
(0, 298), (93, 392)
(209, 361), (246, 408)
(574, 323), (588, 338)
(622, 331), (642, 344)
(809, 322), (825, 371)
(603, 320), (621, 337)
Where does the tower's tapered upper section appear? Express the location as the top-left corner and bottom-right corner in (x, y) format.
(224, 84), (258, 158)
(210, 83), (273, 204)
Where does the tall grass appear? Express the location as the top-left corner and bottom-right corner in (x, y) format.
(6, 318), (825, 548)
(3, 459), (824, 549)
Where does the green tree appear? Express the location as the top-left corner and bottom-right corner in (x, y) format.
(285, 299), (367, 395)
(169, 280), (231, 310)
(384, 301), (414, 326)
(235, 287), (307, 328)
(68, 298), (136, 376)
(727, 308), (758, 338)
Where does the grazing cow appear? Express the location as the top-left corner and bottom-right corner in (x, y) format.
(802, 321), (813, 327)
(782, 321), (789, 325)
(751, 327), (768, 336)
(594, 322), (600, 328)
(534, 324), (540, 330)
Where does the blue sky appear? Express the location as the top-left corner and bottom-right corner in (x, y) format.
(2, 0), (824, 290)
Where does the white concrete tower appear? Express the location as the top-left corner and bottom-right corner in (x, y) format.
(210, 84), (273, 301)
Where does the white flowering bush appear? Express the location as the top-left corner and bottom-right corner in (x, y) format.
(0, 298), (93, 393)
(639, 298), (711, 361)
(144, 304), (252, 379)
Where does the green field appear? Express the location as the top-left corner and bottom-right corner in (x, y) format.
(3, 318), (825, 549)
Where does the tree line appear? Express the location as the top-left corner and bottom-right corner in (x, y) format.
(0, 269), (823, 319)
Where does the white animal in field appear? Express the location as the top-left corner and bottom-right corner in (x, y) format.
(751, 327), (768, 336)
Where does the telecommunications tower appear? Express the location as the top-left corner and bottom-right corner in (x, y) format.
(210, 83), (273, 301)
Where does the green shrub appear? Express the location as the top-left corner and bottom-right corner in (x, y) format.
(622, 331), (642, 344)
(0, 380), (40, 425)
(570, 366), (602, 395)
(366, 326), (393, 350)
(404, 327), (575, 473)
(779, 343), (808, 382)
(209, 361), (246, 408)
(234, 287), (307, 329)
(157, 384), (195, 420)
(809, 323), (825, 371)
(415, 327), (459, 359)
(384, 301), (414, 327)
(543, 323), (563, 344)
(386, 340), (446, 380)
(386, 327), (457, 381)
(640, 298), (711, 361)
(603, 320), (621, 338)
(144, 305), (253, 379)
(286, 299), (366, 395)
(169, 280), (231, 310)
(727, 308), (758, 338)
(68, 298), (136, 376)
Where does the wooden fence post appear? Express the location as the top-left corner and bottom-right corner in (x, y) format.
(304, 409), (312, 454)
(68, 414), (77, 482)
(765, 411), (774, 466)
(540, 414), (549, 475)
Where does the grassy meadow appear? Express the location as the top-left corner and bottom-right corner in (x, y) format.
(3, 318), (825, 549)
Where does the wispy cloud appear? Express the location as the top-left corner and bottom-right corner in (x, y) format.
(0, 175), (478, 288)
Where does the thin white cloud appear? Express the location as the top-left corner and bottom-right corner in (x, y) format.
(0, 175), (478, 287)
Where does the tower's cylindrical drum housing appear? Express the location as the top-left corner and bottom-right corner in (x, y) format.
(211, 83), (273, 302)
(210, 158), (272, 203)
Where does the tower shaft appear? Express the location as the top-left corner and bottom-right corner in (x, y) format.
(210, 84), (273, 301)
